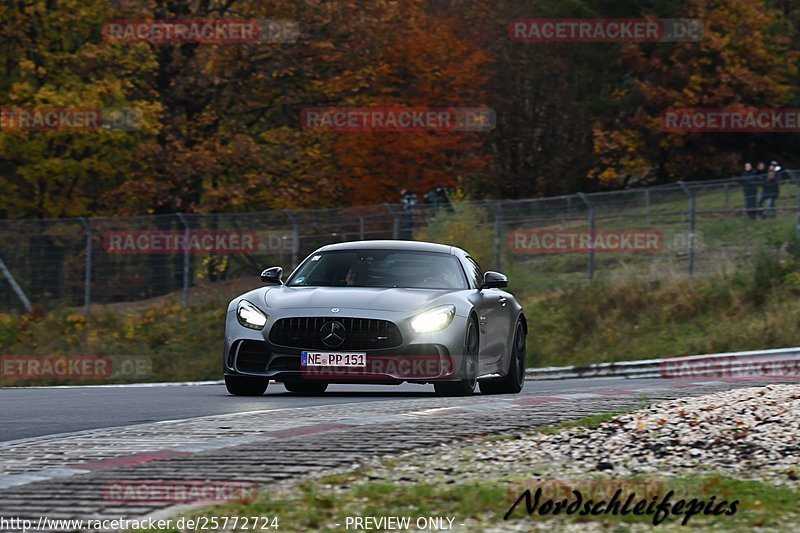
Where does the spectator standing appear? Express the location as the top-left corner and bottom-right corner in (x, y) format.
(424, 185), (454, 212)
(759, 161), (780, 218)
(437, 186), (455, 213)
(399, 188), (418, 210)
(738, 162), (758, 220)
(753, 162), (767, 217)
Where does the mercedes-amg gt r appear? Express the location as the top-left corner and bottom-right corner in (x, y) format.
(223, 240), (526, 396)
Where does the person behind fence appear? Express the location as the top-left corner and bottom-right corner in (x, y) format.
(753, 161), (767, 217)
(436, 185), (454, 212)
(738, 162), (758, 220)
(759, 161), (780, 218)
(399, 188), (418, 239)
(424, 185), (454, 212)
(399, 188), (418, 210)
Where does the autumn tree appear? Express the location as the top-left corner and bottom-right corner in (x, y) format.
(2, 0), (460, 217)
(0, 0), (154, 219)
(454, 0), (660, 199)
(326, 0), (492, 205)
(590, 0), (799, 186)
(4, 0), (799, 218)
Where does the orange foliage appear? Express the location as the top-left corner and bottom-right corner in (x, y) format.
(328, 4), (492, 205)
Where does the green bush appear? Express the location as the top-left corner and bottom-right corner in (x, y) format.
(414, 202), (500, 270)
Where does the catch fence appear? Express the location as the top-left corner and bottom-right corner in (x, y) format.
(1, 172), (797, 313)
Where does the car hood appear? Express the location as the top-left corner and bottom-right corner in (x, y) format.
(264, 286), (451, 314)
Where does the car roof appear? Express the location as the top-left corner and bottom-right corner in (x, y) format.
(315, 240), (461, 255)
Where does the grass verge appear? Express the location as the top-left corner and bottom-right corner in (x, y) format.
(537, 411), (631, 435)
(134, 473), (800, 532)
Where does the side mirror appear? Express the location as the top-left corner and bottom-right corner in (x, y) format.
(480, 271), (508, 290)
(260, 266), (284, 284)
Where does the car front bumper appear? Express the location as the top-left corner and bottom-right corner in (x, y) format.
(223, 307), (468, 384)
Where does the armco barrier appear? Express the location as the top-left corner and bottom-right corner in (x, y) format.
(525, 346), (800, 380)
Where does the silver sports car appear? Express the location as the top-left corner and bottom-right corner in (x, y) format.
(223, 240), (526, 396)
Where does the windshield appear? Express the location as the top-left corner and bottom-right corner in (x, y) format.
(286, 250), (467, 290)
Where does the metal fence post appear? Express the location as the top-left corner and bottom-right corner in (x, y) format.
(786, 170), (800, 244)
(578, 193), (595, 282)
(724, 183), (730, 209)
(79, 217), (92, 313)
(359, 216), (365, 240)
(0, 255), (33, 313)
(385, 203), (399, 239)
(677, 181), (696, 276)
(176, 213), (190, 306)
(284, 210), (300, 268)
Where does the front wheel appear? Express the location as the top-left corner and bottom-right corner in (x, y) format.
(225, 375), (269, 396)
(434, 318), (478, 396)
(283, 380), (328, 394)
(480, 320), (526, 395)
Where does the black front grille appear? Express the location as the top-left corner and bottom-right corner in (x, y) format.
(235, 340), (269, 373)
(269, 317), (403, 350)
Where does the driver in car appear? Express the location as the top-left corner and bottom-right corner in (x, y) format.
(430, 264), (459, 287)
(345, 262), (368, 286)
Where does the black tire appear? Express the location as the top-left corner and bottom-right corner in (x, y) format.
(480, 320), (526, 395)
(283, 380), (329, 394)
(434, 318), (478, 396)
(225, 375), (269, 396)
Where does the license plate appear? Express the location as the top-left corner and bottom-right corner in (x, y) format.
(301, 351), (366, 367)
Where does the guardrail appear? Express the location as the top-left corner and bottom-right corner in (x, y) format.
(525, 346), (800, 380)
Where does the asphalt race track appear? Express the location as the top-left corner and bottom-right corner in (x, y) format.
(1, 375), (798, 528)
(2, 377), (702, 442)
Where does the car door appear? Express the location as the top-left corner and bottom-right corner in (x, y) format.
(490, 286), (516, 372)
(464, 256), (507, 374)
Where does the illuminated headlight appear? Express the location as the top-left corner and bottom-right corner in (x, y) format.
(410, 305), (455, 334)
(236, 300), (267, 330)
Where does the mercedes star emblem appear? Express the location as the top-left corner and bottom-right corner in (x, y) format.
(320, 320), (346, 347)
(331, 308), (340, 313)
